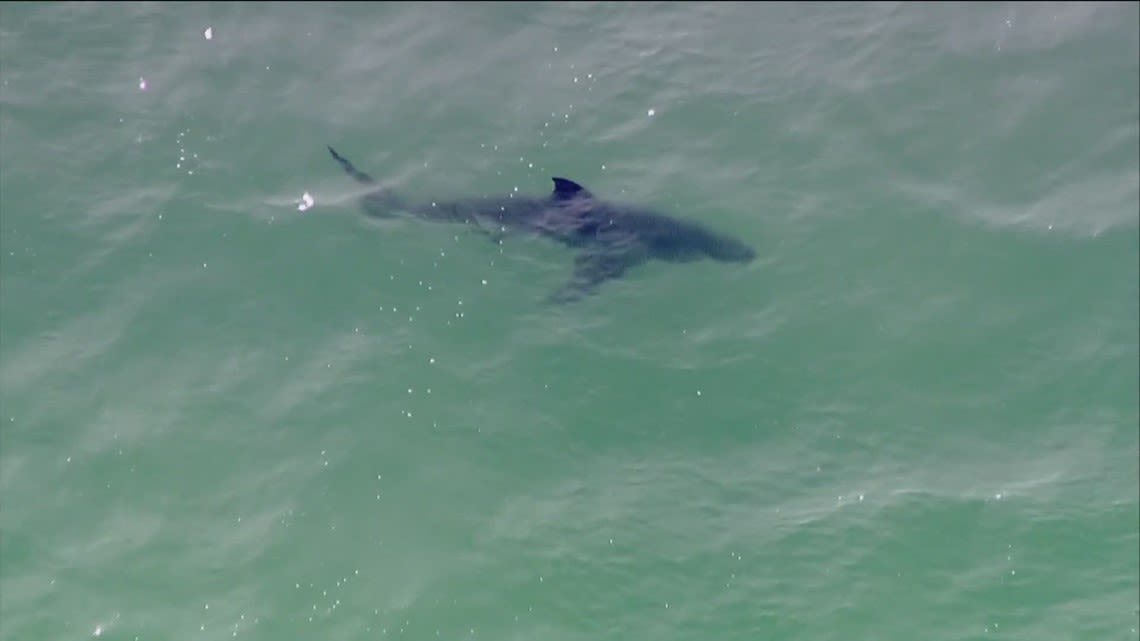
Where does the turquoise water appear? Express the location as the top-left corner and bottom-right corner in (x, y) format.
(1, 2), (1137, 640)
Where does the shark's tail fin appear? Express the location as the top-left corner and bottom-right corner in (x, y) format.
(328, 146), (376, 185)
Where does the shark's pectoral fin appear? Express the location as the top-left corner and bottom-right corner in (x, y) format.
(547, 246), (643, 304)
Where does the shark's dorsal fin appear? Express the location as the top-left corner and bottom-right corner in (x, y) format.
(551, 177), (592, 200)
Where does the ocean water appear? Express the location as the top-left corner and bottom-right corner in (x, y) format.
(0, 2), (1137, 640)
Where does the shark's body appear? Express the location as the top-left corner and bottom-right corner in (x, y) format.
(327, 146), (754, 302)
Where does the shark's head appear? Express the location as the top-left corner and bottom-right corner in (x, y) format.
(634, 213), (756, 264)
(703, 235), (756, 263)
(546, 176), (756, 264)
(649, 229), (756, 264)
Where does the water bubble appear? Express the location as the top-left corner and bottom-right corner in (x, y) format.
(297, 191), (315, 211)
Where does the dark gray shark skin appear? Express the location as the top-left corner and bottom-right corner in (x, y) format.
(328, 146), (755, 303)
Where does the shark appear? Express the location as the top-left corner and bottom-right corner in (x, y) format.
(327, 146), (755, 303)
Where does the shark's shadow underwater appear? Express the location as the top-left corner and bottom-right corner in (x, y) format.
(327, 146), (755, 303)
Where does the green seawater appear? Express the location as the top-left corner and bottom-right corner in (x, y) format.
(1, 3), (1137, 640)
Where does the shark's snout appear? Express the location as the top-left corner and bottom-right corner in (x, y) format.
(709, 237), (756, 263)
